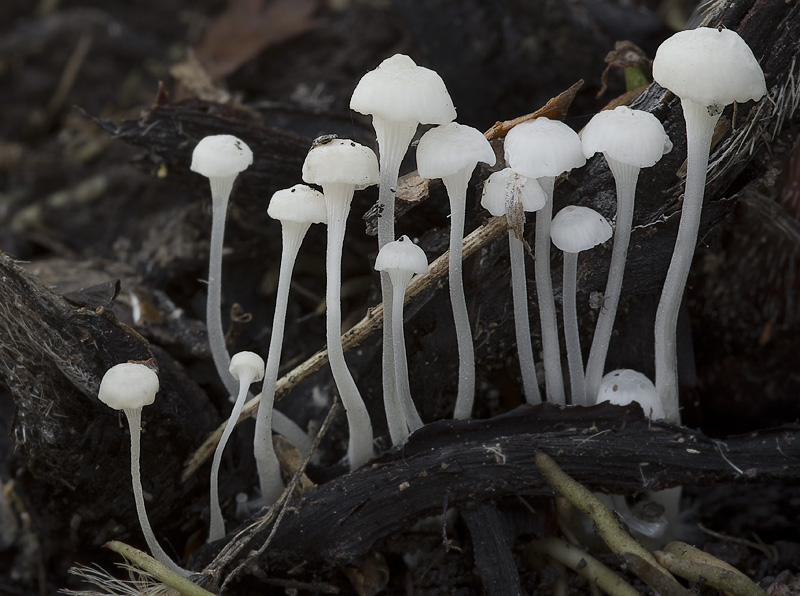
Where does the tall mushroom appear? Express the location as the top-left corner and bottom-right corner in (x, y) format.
(651, 27), (766, 423)
(350, 54), (456, 443)
(481, 168), (547, 403)
(551, 206), (612, 406)
(302, 138), (379, 469)
(254, 185), (327, 505)
(504, 118), (586, 404)
(374, 235), (428, 443)
(580, 106), (672, 403)
(416, 122), (496, 420)
(98, 362), (190, 577)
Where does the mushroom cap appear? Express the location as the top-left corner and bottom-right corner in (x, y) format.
(229, 351), (266, 383)
(98, 363), (159, 410)
(581, 106), (672, 168)
(504, 118), (586, 179)
(597, 369), (665, 420)
(481, 168), (547, 216)
(416, 122), (496, 180)
(190, 135), (253, 178)
(268, 184), (327, 224)
(302, 138), (379, 190)
(374, 235), (428, 275)
(652, 27), (767, 108)
(550, 205), (612, 253)
(350, 54), (457, 125)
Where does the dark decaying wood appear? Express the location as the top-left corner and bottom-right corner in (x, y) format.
(463, 503), (524, 596)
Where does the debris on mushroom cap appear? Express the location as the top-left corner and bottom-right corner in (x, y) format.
(350, 54), (457, 125)
(229, 351), (266, 383)
(597, 369), (665, 420)
(581, 106), (672, 168)
(504, 117), (586, 180)
(267, 184), (327, 224)
(416, 122), (496, 180)
(190, 134), (253, 178)
(98, 363), (159, 411)
(652, 27), (767, 108)
(550, 205), (612, 253)
(301, 138), (379, 190)
(481, 168), (547, 217)
(374, 235), (428, 275)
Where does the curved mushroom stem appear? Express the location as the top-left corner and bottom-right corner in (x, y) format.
(655, 99), (720, 424)
(506, 190), (542, 404)
(208, 369), (256, 542)
(584, 161), (639, 403)
(442, 170), (476, 420)
(254, 222), (309, 504)
(561, 252), (587, 405)
(390, 271), (423, 440)
(124, 407), (190, 577)
(374, 119), (418, 446)
(324, 184), (375, 469)
(535, 176), (566, 404)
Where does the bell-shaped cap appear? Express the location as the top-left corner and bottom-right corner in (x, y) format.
(581, 106), (672, 168)
(268, 184), (327, 225)
(550, 205), (612, 254)
(652, 27), (767, 108)
(481, 168), (547, 216)
(505, 118), (586, 180)
(302, 138), (379, 191)
(597, 369), (665, 420)
(350, 54), (457, 125)
(191, 135), (253, 179)
(229, 351), (266, 383)
(416, 122), (496, 180)
(375, 235), (428, 275)
(98, 363), (159, 410)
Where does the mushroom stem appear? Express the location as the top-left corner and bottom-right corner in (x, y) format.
(584, 161), (638, 403)
(561, 252), (586, 405)
(325, 185), (375, 468)
(507, 195), (542, 404)
(390, 272), (423, 436)
(208, 367), (257, 542)
(655, 99), (719, 424)
(124, 407), (189, 577)
(534, 176), (566, 404)
(254, 222), (308, 504)
(442, 170), (476, 420)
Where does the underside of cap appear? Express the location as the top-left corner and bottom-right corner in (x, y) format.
(481, 168), (547, 216)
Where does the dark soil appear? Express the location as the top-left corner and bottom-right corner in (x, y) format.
(0, 1), (798, 595)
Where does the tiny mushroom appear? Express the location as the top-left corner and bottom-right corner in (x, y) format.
(651, 27), (766, 423)
(481, 168), (547, 404)
(551, 205), (612, 406)
(580, 106), (672, 403)
(416, 122), (496, 420)
(209, 351), (265, 542)
(596, 369), (665, 420)
(98, 362), (190, 576)
(504, 118), (586, 405)
(303, 137), (379, 469)
(254, 184), (326, 506)
(374, 235), (429, 444)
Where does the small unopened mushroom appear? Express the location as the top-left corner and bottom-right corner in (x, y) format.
(98, 362), (189, 576)
(652, 27), (766, 423)
(596, 369), (665, 419)
(208, 351), (265, 542)
(350, 54), (456, 454)
(254, 185), (326, 505)
(303, 138), (379, 469)
(481, 168), (547, 404)
(551, 206), (612, 406)
(580, 106), (672, 403)
(504, 118), (586, 404)
(416, 122), (496, 420)
(375, 235), (428, 443)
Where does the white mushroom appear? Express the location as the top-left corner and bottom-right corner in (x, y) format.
(416, 122), (496, 420)
(551, 206), (612, 406)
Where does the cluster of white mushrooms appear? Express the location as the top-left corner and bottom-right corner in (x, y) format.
(96, 26), (766, 568)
